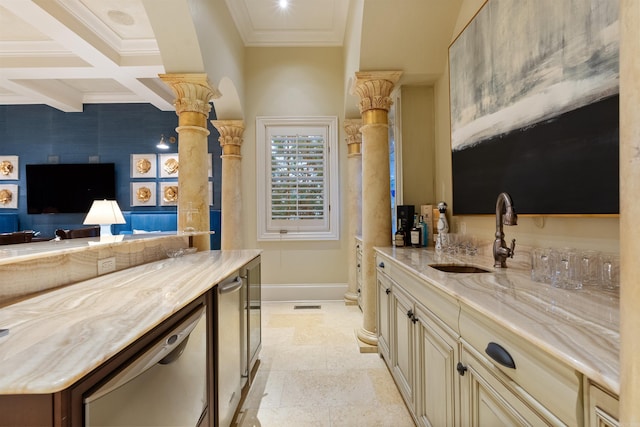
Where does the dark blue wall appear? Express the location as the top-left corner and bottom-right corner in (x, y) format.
(0, 103), (221, 238)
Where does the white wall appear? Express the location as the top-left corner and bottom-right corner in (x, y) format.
(242, 47), (349, 294)
(431, 0), (620, 253)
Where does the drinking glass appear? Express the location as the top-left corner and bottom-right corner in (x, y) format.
(438, 233), (449, 253)
(579, 250), (601, 287)
(446, 233), (459, 254)
(465, 235), (478, 256)
(601, 253), (620, 290)
(531, 247), (552, 284)
(550, 248), (582, 289)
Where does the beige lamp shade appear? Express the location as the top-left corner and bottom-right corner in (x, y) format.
(83, 200), (126, 236)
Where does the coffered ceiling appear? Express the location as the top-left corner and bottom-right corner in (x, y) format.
(223, 0), (349, 47)
(0, 0), (351, 112)
(0, 0), (462, 114)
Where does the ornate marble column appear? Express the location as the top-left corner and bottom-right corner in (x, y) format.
(160, 74), (220, 251)
(211, 120), (245, 250)
(352, 71), (402, 347)
(344, 119), (363, 305)
(619, 1), (640, 423)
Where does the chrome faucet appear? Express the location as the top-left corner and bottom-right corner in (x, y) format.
(493, 192), (518, 268)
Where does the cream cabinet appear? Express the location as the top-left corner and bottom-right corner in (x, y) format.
(376, 262), (392, 364)
(585, 381), (619, 427)
(390, 282), (416, 408)
(375, 250), (602, 427)
(376, 253), (460, 426)
(413, 302), (459, 427)
(459, 307), (581, 426)
(458, 340), (551, 426)
(356, 241), (363, 310)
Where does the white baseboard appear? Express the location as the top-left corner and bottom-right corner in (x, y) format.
(261, 283), (348, 302)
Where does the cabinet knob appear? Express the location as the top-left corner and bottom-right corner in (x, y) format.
(485, 342), (516, 369)
(357, 288), (361, 294)
(456, 362), (468, 376)
(378, 262), (385, 268)
(407, 309), (413, 319)
(385, 288), (391, 295)
(357, 264), (360, 268)
(411, 314), (418, 324)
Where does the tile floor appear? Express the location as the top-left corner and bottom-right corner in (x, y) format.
(235, 301), (415, 427)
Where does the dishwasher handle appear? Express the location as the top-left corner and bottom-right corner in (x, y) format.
(219, 276), (243, 294)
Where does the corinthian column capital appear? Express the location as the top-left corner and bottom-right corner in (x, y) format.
(344, 119), (363, 156)
(211, 120), (245, 157)
(352, 71), (402, 116)
(159, 73), (221, 117)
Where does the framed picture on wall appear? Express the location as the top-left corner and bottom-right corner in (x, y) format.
(130, 154), (157, 178)
(131, 182), (157, 207)
(448, 0), (619, 215)
(159, 153), (179, 178)
(160, 181), (178, 206)
(0, 156), (19, 180)
(0, 184), (18, 209)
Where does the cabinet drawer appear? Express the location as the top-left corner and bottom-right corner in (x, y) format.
(460, 307), (581, 426)
(460, 342), (556, 427)
(376, 253), (394, 276)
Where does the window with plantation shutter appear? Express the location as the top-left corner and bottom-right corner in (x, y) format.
(257, 116), (339, 241)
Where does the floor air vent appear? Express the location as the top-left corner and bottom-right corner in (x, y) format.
(293, 305), (322, 310)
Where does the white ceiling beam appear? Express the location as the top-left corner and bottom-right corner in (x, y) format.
(0, 0), (117, 68)
(0, 65), (166, 80)
(1, 78), (83, 112)
(111, 73), (174, 111)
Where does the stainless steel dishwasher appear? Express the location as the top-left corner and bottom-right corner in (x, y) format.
(216, 273), (243, 427)
(84, 305), (207, 426)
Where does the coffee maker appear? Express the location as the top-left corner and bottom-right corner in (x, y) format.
(397, 205), (415, 247)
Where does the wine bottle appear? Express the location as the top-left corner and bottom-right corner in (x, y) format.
(394, 219), (405, 247)
(411, 214), (421, 248)
(419, 215), (428, 247)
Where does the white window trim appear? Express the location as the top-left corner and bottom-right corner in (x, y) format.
(256, 116), (339, 241)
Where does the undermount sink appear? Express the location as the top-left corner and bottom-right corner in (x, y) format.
(429, 264), (492, 274)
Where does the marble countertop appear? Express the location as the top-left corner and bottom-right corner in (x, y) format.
(375, 246), (619, 395)
(0, 249), (261, 394)
(0, 231), (211, 266)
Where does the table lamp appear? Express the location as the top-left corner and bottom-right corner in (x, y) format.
(83, 200), (126, 236)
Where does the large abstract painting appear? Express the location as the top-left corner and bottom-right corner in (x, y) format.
(449, 0), (619, 215)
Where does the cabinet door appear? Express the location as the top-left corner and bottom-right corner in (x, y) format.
(356, 245), (363, 310)
(588, 383), (619, 427)
(414, 304), (458, 427)
(376, 270), (393, 364)
(459, 344), (550, 427)
(391, 283), (415, 408)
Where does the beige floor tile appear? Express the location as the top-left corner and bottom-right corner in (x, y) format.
(329, 404), (416, 427)
(325, 345), (387, 371)
(279, 369), (378, 407)
(237, 406), (332, 427)
(263, 344), (328, 371)
(237, 301), (415, 427)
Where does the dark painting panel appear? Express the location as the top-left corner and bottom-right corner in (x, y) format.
(452, 95), (619, 215)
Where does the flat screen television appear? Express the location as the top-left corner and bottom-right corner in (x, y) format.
(26, 163), (116, 214)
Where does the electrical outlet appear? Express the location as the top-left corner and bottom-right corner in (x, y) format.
(97, 257), (116, 275)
